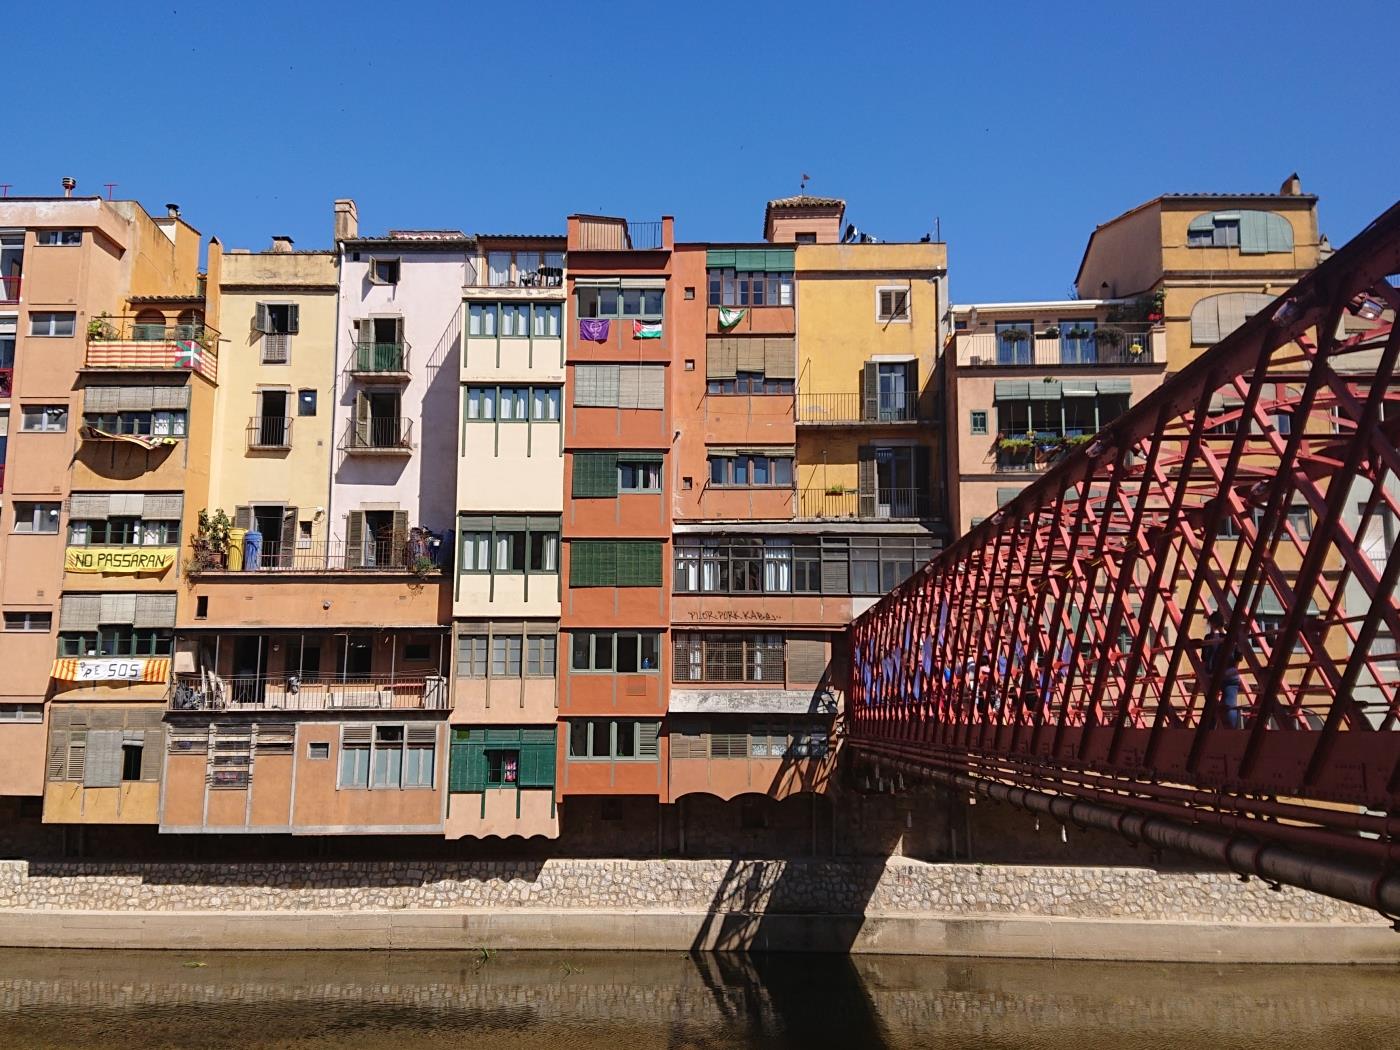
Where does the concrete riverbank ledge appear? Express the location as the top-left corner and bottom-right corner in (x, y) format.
(0, 858), (1394, 961)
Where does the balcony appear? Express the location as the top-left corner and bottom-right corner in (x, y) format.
(572, 216), (667, 251)
(168, 672), (449, 713)
(797, 487), (935, 520)
(341, 417), (413, 455)
(0, 275), (19, 303)
(202, 538), (443, 574)
(246, 416), (291, 450)
(993, 432), (1094, 473)
(956, 324), (1163, 368)
(795, 391), (925, 426)
(85, 316), (220, 382)
(349, 341), (411, 380)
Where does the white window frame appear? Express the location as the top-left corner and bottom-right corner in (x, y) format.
(36, 230), (81, 247)
(13, 502), (61, 534)
(875, 286), (911, 323)
(0, 703), (43, 722)
(21, 404), (68, 432)
(3, 611), (52, 632)
(28, 312), (76, 337)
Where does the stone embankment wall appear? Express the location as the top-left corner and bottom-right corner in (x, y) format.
(0, 857), (1376, 924)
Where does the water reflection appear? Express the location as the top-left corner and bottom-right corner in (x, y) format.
(1, 949), (1396, 1049)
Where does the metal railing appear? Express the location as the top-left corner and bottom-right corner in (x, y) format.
(956, 325), (1163, 368)
(470, 265), (565, 289)
(209, 539), (441, 573)
(341, 417), (413, 451)
(797, 487), (935, 520)
(625, 221), (664, 250)
(88, 316), (218, 345)
(795, 391), (923, 424)
(0, 275), (19, 302)
(84, 316), (220, 381)
(246, 416), (291, 450)
(573, 217), (664, 252)
(671, 640), (788, 684)
(351, 341), (411, 373)
(168, 672), (450, 712)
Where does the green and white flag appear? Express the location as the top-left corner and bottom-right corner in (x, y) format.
(633, 321), (663, 340)
(718, 307), (746, 328)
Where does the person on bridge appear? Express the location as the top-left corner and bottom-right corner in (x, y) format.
(1202, 611), (1246, 729)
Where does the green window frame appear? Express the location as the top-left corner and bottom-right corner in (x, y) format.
(969, 409), (988, 435)
(466, 302), (562, 338)
(68, 518), (180, 547)
(449, 727), (557, 792)
(83, 410), (187, 438)
(569, 540), (662, 587)
(56, 627), (173, 657)
(575, 285), (664, 320)
(458, 515), (561, 578)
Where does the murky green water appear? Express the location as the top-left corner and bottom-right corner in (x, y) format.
(1, 949), (1396, 1049)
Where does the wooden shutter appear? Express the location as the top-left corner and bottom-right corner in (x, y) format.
(279, 508), (298, 567)
(83, 729), (123, 787)
(47, 731), (69, 780)
(763, 337), (796, 379)
(391, 510), (409, 552)
(862, 362), (879, 420)
(254, 303), (271, 334)
(857, 446), (876, 517)
(143, 494), (183, 519)
(635, 366), (665, 409)
(638, 721), (660, 759)
(100, 593), (137, 624)
(69, 493), (112, 519)
(736, 339), (765, 374)
(575, 364), (619, 408)
(617, 366), (641, 409)
(233, 505), (253, 530)
(353, 390), (369, 444)
(706, 337), (738, 379)
(287, 304), (300, 334)
(616, 541), (662, 586)
(787, 636), (829, 684)
(572, 452), (619, 498)
(59, 594), (101, 632)
(133, 593), (177, 628)
(518, 728), (556, 787)
(710, 731), (748, 758)
(905, 360), (920, 417)
(449, 732), (487, 792)
(140, 730), (163, 780)
(345, 511), (365, 569)
(913, 445), (931, 513)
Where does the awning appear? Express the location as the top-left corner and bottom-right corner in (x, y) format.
(669, 688), (836, 716)
(1096, 378), (1133, 394)
(80, 425), (178, 449)
(994, 380), (1030, 400)
(1027, 381), (1062, 400)
(1062, 381), (1099, 397)
(49, 686), (169, 703)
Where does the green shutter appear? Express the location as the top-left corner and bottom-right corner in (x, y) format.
(624, 451), (666, 464)
(734, 249), (767, 271)
(706, 249), (736, 269)
(764, 249), (795, 272)
(519, 728), (557, 787)
(570, 540), (617, 587)
(449, 733), (487, 792)
(572, 452), (619, 498)
(616, 541), (663, 586)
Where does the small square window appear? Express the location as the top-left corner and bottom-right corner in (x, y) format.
(970, 410), (988, 435)
(684, 359), (695, 371)
(795, 232), (817, 244)
(682, 476), (693, 491)
(4, 611), (52, 632)
(308, 742), (330, 760)
(370, 258), (400, 285)
(298, 389), (318, 416)
(684, 287), (695, 300)
(877, 287), (911, 322)
(195, 596), (209, 620)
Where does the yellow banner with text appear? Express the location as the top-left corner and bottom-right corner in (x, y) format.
(64, 547), (178, 575)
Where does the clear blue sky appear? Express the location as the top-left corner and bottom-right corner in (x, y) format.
(9, 0), (1395, 301)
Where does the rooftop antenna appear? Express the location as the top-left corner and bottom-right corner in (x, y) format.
(935, 216), (941, 242)
(104, 183), (117, 200)
(0, 185), (10, 198)
(800, 172), (810, 192)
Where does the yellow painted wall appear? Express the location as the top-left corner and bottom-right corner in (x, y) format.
(211, 252), (338, 545)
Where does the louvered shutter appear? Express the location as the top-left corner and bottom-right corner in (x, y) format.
(636, 366), (665, 409)
(233, 505), (253, 530)
(862, 362), (879, 421)
(133, 593), (176, 628)
(69, 493), (111, 519)
(449, 731), (487, 792)
(280, 508), (298, 567)
(100, 593), (137, 625)
(151, 385), (190, 410)
(345, 511), (365, 569)
(786, 636), (828, 683)
(820, 539), (849, 594)
(83, 729), (123, 787)
(572, 452), (619, 498)
(710, 731), (748, 758)
(617, 366), (641, 409)
(706, 337), (738, 380)
(287, 304), (300, 335)
(254, 303), (271, 334)
(140, 729), (163, 780)
(143, 494), (184, 519)
(857, 446), (876, 517)
(84, 387), (120, 413)
(353, 390), (369, 445)
(391, 510), (409, 558)
(518, 728), (556, 787)
(736, 339), (765, 374)
(616, 541), (662, 586)
(66, 739), (86, 783)
(569, 540), (617, 587)
(47, 731), (69, 780)
(764, 337), (796, 380)
(340, 724), (373, 746)
(575, 364), (619, 408)
(59, 594), (102, 631)
(638, 721), (660, 759)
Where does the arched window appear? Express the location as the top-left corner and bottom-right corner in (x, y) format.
(1187, 210), (1293, 254)
(1190, 293), (1275, 345)
(175, 308), (203, 341)
(132, 308), (167, 341)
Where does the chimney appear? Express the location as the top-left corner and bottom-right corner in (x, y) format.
(271, 236), (294, 253)
(166, 203), (181, 219)
(1280, 172), (1302, 196)
(61, 177), (76, 198)
(334, 199), (359, 242)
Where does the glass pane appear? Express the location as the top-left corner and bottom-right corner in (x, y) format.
(593, 634), (613, 671)
(615, 721), (636, 758)
(572, 633), (590, 670)
(616, 633), (639, 673)
(640, 634), (658, 670)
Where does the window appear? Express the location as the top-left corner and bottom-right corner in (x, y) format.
(673, 633), (785, 683)
(308, 742), (330, 760)
(1187, 214), (1239, 247)
(195, 595), (209, 619)
(568, 540), (663, 587)
(575, 285), (664, 319)
(877, 287), (911, 322)
(121, 742), (143, 782)
(403, 642), (431, 662)
(458, 517), (559, 577)
(29, 312), (76, 337)
(460, 532), (490, 572)
(570, 631), (660, 672)
(36, 230), (81, 246)
(795, 232), (817, 244)
(707, 372), (794, 396)
(4, 611), (51, 632)
(486, 749), (520, 785)
(707, 269), (793, 308)
(492, 635), (523, 677)
(527, 634), (556, 676)
(531, 386), (560, 421)
(1186, 210), (1293, 254)
(57, 627), (173, 657)
(567, 719), (660, 760)
(707, 453), (793, 488)
(676, 535), (934, 597)
(573, 364), (665, 410)
(0, 703), (43, 722)
(83, 409), (186, 438)
(465, 385), (561, 422)
(298, 389), (318, 416)
(532, 303), (563, 338)
(369, 257), (400, 284)
(970, 409), (988, 435)
(68, 517), (179, 546)
(13, 502), (60, 534)
(458, 634), (488, 677)
(619, 459), (663, 492)
(340, 724), (435, 790)
(21, 405), (67, 432)
(1190, 293), (1275, 345)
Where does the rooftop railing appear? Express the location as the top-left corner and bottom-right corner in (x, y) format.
(956, 324), (1163, 368)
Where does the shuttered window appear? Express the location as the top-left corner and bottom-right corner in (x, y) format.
(83, 385), (190, 413)
(339, 722), (436, 790)
(566, 719), (661, 761)
(574, 364), (619, 407)
(569, 540), (663, 587)
(573, 364), (663, 409)
(449, 726), (556, 791)
(572, 452), (619, 498)
(1190, 293), (1275, 345)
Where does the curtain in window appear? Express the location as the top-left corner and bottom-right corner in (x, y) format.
(701, 545), (722, 592)
(537, 534), (558, 572)
(488, 253), (510, 286)
(764, 540), (791, 592)
(462, 532), (489, 570)
(532, 387), (560, 421)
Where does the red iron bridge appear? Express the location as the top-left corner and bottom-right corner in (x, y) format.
(848, 201), (1400, 917)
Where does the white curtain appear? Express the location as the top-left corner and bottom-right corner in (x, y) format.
(764, 541), (791, 592)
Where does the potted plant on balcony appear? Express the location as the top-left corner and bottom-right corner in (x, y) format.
(1065, 325), (1093, 341)
(1146, 289), (1165, 323)
(994, 433), (1035, 452)
(999, 327), (1030, 345)
(186, 508), (234, 578)
(824, 484), (848, 496)
(1036, 326), (1060, 340)
(1094, 325), (1126, 349)
(86, 313), (116, 340)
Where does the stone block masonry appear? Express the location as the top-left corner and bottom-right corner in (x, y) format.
(2, 857), (1396, 961)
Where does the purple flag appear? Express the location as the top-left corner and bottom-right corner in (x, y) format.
(579, 318), (610, 342)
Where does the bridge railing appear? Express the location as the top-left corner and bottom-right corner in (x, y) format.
(848, 201), (1400, 838)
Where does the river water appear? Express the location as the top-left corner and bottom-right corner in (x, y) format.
(2, 949), (1396, 1049)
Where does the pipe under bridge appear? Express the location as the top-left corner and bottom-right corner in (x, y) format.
(847, 200), (1400, 917)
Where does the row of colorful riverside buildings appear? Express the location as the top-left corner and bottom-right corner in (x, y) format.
(0, 178), (1325, 851)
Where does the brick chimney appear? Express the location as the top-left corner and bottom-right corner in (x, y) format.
(334, 199), (359, 241)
